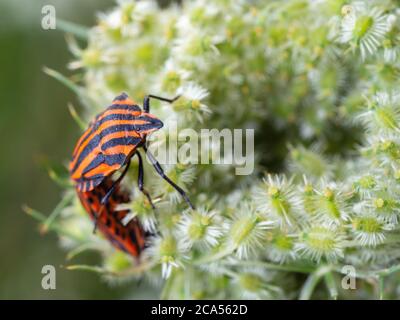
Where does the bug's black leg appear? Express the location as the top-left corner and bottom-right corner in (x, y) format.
(93, 161), (131, 233)
(143, 94), (180, 113)
(143, 145), (195, 210)
(101, 161), (131, 205)
(136, 151), (156, 209)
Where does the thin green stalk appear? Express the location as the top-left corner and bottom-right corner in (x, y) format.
(66, 260), (157, 277)
(184, 268), (191, 299)
(193, 246), (235, 265)
(41, 193), (74, 233)
(65, 264), (112, 275)
(66, 243), (103, 260)
(299, 265), (331, 300)
(223, 260), (315, 274)
(161, 272), (176, 300)
(378, 276), (385, 300)
(324, 271), (338, 300)
(334, 264), (400, 280)
(57, 19), (89, 40)
(65, 33), (82, 57)
(43, 67), (95, 110)
(68, 103), (87, 130)
(47, 166), (71, 188)
(375, 264), (400, 277)
(23, 205), (82, 241)
(43, 67), (82, 96)
(221, 268), (238, 278)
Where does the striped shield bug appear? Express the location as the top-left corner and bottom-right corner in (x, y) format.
(70, 93), (195, 230)
(77, 176), (148, 257)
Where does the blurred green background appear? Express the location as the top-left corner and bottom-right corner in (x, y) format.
(0, 0), (156, 299)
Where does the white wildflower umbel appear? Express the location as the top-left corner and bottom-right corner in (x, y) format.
(254, 174), (300, 227)
(226, 203), (273, 259)
(42, 0), (400, 300)
(177, 207), (222, 249)
(296, 225), (345, 263)
(340, 4), (390, 60)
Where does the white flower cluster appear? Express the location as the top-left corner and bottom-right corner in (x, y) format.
(38, 0), (400, 299)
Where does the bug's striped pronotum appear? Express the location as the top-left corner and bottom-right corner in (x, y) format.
(70, 93), (195, 234)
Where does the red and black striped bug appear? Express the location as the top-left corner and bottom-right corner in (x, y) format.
(77, 176), (147, 257)
(70, 93), (195, 229)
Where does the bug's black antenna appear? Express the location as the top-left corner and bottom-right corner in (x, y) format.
(142, 144), (195, 210)
(143, 94), (180, 113)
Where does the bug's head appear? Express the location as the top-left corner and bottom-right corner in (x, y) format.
(137, 112), (164, 137)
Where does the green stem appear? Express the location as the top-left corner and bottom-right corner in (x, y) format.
(375, 264), (400, 277)
(378, 276), (385, 300)
(43, 67), (82, 96)
(66, 260), (156, 277)
(221, 268), (237, 278)
(161, 272), (176, 300)
(23, 205), (82, 241)
(57, 19), (89, 40)
(41, 193), (74, 233)
(193, 246), (235, 265)
(66, 243), (103, 260)
(334, 264), (400, 279)
(223, 260), (315, 274)
(68, 103), (87, 130)
(65, 264), (111, 275)
(324, 271), (338, 300)
(299, 265), (331, 300)
(43, 67), (96, 110)
(184, 268), (192, 299)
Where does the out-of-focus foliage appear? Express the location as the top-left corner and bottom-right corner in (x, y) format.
(36, 0), (400, 299)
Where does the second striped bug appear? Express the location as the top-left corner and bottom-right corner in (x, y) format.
(77, 175), (148, 257)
